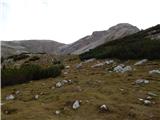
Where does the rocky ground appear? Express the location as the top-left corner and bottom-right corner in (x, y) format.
(1, 56), (160, 120)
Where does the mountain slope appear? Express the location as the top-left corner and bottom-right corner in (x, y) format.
(59, 23), (139, 54)
(80, 24), (160, 60)
(1, 40), (65, 57)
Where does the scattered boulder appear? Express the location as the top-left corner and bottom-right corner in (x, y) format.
(144, 100), (152, 105)
(6, 94), (15, 100)
(105, 60), (114, 65)
(15, 90), (20, 95)
(55, 80), (73, 88)
(113, 64), (132, 73)
(55, 110), (61, 115)
(134, 59), (148, 65)
(149, 69), (160, 74)
(138, 98), (152, 105)
(135, 79), (149, 85)
(61, 80), (68, 84)
(146, 96), (152, 100)
(63, 72), (68, 75)
(72, 100), (80, 110)
(99, 104), (109, 112)
(34, 95), (39, 100)
(65, 66), (70, 69)
(84, 58), (95, 63)
(76, 63), (82, 69)
(56, 82), (62, 88)
(91, 63), (105, 68)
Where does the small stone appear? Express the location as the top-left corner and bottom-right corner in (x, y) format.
(105, 60), (114, 64)
(61, 80), (68, 84)
(72, 100), (80, 110)
(55, 110), (60, 115)
(144, 100), (151, 105)
(6, 94), (15, 100)
(68, 80), (72, 84)
(149, 70), (160, 74)
(138, 98), (144, 101)
(91, 63), (105, 68)
(34, 95), (39, 100)
(146, 96), (152, 100)
(134, 59), (148, 65)
(135, 79), (149, 84)
(76, 63), (82, 69)
(65, 66), (70, 69)
(15, 90), (20, 95)
(63, 72), (68, 75)
(84, 58), (95, 63)
(56, 82), (62, 88)
(99, 104), (109, 112)
(144, 80), (149, 84)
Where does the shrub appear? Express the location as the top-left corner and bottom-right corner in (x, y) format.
(1, 64), (63, 87)
(80, 25), (160, 60)
(7, 54), (29, 61)
(28, 56), (40, 61)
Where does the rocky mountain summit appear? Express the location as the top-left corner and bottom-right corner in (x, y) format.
(59, 23), (140, 54)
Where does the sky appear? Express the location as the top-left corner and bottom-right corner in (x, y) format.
(0, 0), (160, 44)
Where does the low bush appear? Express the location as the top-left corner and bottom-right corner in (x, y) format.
(80, 25), (160, 60)
(1, 64), (63, 87)
(7, 54), (29, 61)
(28, 56), (40, 61)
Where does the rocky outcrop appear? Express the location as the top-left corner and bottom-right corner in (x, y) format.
(59, 23), (140, 54)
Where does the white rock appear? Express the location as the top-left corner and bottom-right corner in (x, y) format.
(15, 90), (20, 95)
(6, 94), (15, 100)
(122, 66), (132, 73)
(84, 58), (95, 63)
(55, 110), (61, 115)
(76, 63), (82, 69)
(56, 82), (62, 88)
(146, 96), (152, 100)
(34, 95), (39, 100)
(61, 80), (68, 84)
(113, 65), (124, 73)
(65, 66), (70, 69)
(144, 80), (149, 84)
(134, 59), (148, 65)
(149, 70), (160, 74)
(138, 98), (144, 101)
(99, 104), (109, 112)
(72, 100), (80, 109)
(63, 72), (68, 75)
(105, 60), (114, 64)
(144, 100), (151, 105)
(91, 63), (105, 68)
(135, 79), (149, 84)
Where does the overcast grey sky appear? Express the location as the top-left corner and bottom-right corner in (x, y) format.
(0, 0), (160, 44)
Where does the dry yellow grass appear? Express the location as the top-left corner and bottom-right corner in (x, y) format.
(1, 56), (160, 120)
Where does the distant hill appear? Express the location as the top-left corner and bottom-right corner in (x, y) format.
(80, 24), (160, 60)
(59, 23), (140, 54)
(1, 40), (65, 57)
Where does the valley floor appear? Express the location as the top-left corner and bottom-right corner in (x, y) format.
(1, 57), (160, 120)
